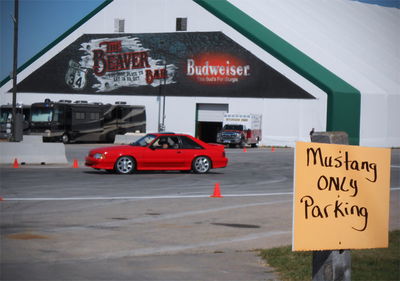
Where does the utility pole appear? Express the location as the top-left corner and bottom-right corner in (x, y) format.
(11, 0), (19, 142)
(157, 41), (165, 132)
(158, 81), (162, 132)
(161, 63), (167, 132)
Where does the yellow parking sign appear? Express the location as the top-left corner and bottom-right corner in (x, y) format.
(293, 142), (391, 251)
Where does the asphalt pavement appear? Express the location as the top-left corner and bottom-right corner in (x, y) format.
(1, 145), (399, 281)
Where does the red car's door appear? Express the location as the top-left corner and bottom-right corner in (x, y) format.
(177, 135), (207, 167)
(140, 136), (185, 170)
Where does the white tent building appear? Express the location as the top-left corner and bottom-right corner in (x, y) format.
(1, 0), (399, 147)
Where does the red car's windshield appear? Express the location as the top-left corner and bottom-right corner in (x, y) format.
(131, 134), (157, 147)
(223, 124), (243, 130)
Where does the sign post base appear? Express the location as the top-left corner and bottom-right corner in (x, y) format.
(310, 131), (351, 281)
(312, 250), (351, 281)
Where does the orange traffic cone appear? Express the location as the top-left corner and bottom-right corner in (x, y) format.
(271, 146), (275, 152)
(243, 147), (247, 152)
(210, 183), (223, 198)
(13, 158), (19, 168)
(73, 159), (79, 168)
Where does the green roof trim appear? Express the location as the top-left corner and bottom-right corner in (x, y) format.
(194, 0), (360, 145)
(0, 0), (113, 88)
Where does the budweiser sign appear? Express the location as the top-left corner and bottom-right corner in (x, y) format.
(186, 54), (250, 84)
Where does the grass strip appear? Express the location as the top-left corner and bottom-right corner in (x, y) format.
(259, 230), (399, 281)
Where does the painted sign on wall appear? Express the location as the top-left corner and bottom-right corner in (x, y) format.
(293, 142), (391, 251)
(186, 53), (249, 84)
(65, 36), (177, 92)
(16, 32), (314, 99)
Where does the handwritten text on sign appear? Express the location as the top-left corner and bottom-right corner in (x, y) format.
(293, 142), (391, 251)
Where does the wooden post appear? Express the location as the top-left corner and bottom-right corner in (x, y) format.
(310, 131), (351, 281)
(312, 250), (351, 281)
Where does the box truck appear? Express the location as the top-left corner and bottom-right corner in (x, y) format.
(216, 113), (262, 147)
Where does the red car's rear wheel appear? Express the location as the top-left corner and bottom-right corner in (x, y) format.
(192, 156), (211, 174)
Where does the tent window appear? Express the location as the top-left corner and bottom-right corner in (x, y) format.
(114, 19), (125, 33)
(176, 18), (187, 31)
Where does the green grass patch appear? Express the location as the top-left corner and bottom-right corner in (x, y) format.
(259, 230), (399, 281)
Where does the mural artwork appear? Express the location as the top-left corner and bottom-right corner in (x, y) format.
(65, 36), (177, 92)
(16, 32), (314, 99)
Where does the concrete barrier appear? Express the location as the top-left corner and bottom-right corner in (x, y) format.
(0, 137), (68, 164)
(21, 135), (43, 143)
(114, 133), (145, 144)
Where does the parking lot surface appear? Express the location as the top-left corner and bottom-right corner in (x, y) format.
(1, 146), (399, 280)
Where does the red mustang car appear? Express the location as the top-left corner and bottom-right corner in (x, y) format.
(85, 133), (228, 174)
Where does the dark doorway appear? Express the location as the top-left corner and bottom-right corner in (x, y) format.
(197, 121), (222, 143)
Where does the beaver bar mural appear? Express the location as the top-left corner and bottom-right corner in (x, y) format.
(16, 32), (314, 99)
(66, 36), (177, 92)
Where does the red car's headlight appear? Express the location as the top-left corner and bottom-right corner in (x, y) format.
(93, 153), (105, 160)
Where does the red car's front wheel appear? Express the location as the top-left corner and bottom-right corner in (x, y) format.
(115, 156), (135, 174)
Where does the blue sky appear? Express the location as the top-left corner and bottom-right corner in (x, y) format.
(0, 0), (104, 81)
(0, 0), (399, 82)
(356, 0), (400, 7)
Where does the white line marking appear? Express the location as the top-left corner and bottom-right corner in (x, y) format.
(2, 188), (400, 201)
(1, 192), (293, 201)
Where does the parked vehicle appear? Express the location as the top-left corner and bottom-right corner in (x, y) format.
(216, 113), (262, 147)
(29, 99), (145, 143)
(0, 104), (31, 139)
(85, 133), (228, 174)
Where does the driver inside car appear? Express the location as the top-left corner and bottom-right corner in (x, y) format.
(157, 137), (170, 149)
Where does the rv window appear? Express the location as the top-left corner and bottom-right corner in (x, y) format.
(119, 108), (131, 121)
(31, 108), (53, 122)
(0, 110), (10, 122)
(75, 112), (85, 120)
(89, 112), (100, 120)
(53, 108), (62, 122)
